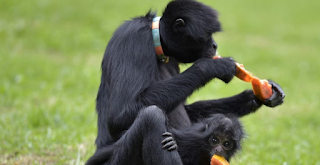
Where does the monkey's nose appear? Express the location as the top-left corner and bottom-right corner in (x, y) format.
(215, 147), (223, 153)
(212, 42), (218, 50)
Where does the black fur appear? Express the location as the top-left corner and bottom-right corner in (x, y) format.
(171, 114), (244, 165)
(87, 0), (284, 164)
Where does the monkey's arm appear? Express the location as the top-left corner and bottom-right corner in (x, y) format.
(185, 90), (261, 121)
(185, 80), (285, 121)
(139, 58), (236, 113)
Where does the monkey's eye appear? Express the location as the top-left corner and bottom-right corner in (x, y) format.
(222, 141), (234, 150)
(212, 138), (219, 146)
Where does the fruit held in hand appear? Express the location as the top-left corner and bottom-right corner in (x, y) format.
(210, 155), (229, 165)
(213, 55), (273, 100)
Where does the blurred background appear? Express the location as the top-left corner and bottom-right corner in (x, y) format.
(0, 0), (319, 164)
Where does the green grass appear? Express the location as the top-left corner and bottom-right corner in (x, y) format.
(0, 0), (319, 164)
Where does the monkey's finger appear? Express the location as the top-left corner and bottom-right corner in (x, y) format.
(161, 137), (174, 144)
(162, 141), (176, 149)
(162, 132), (173, 137)
(268, 80), (285, 99)
(168, 144), (178, 151)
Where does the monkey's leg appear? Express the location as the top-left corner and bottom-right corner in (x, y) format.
(108, 106), (183, 165)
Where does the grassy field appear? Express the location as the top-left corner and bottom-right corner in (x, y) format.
(0, 0), (319, 164)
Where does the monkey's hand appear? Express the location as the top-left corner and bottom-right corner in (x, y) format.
(258, 80), (285, 107)
(161, 132), (178, 151)
(214, 57), (237, 83)
(195, 57), (236, 83)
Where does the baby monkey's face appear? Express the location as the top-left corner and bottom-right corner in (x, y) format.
(206, 115), (244, 161)
(209, 134), (235, 159)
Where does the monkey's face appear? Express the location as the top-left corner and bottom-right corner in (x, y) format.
(161, 0), (221, 63)
(209, 134), (235, 160)
(204, 114), (244, 161)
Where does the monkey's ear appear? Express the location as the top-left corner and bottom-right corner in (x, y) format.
(200, 124), (209, 132)
(173, 18), (185, 32)
(174, 18), (185, 26)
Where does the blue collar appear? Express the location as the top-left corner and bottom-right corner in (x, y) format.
(152, 17), (169, 63)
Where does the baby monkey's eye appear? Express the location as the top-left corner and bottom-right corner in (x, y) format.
(223, 141), (234, 150)
(212, 138), (219, 146)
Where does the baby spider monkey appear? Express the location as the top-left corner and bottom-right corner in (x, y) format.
(162, 113), (244, 165)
